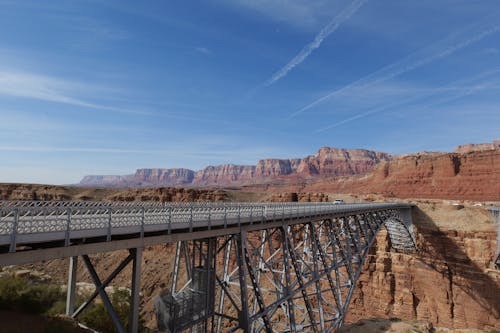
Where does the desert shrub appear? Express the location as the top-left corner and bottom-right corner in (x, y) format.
(0, 275), (63, 314)
(78, 289), (148, 333)
(0, 275), (149, 332)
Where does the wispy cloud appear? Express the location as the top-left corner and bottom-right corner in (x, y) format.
(0, 146), (166, 154)
(292, 18), (500, 118)
(264, 0), (367, 86)
(314, 69), (500, 132)
(0, 70), (152, 115)
(195, 47), (213, 56)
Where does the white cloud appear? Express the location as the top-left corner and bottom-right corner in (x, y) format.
(195, 47), (213, 56)
(264, 0), (367, 86)
(0, 70), (152, 115)
(216, 0), (338, 29)
(293, 19), (500, 117)
(314, 69), (500, 132)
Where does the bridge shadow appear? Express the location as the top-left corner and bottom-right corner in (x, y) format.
(411, 207), (500, 319)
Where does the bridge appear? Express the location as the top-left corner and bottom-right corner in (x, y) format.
(488, 206), (500, 269)
(0, 201), (417, 333)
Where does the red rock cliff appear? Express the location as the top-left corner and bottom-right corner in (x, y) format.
(303, 148), (500, 201)
(347, 208), (500, 330)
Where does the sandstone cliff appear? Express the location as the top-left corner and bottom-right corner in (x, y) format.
(79, 147), (391, 188)
(300, 148), (500, 201)
(346, 205), (500, 330)
(192, 164), (256, 186)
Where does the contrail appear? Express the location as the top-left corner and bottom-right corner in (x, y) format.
(314, 68), (500, 133)
(264, 0), (368, 87)
(292, 20), (500, 118)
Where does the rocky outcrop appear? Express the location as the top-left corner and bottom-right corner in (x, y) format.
(134, 168), (194, 186)
(105, 187), (227, 202)
(267, 192), (329, 202)
(0, 183), (227, 202)
(455, 140), (500, 153)
(79, 175), (135, 187)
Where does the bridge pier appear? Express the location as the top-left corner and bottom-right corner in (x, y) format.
(65, 247), (143, 333)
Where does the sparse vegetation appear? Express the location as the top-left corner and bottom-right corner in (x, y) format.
(0, 273), (148, 333)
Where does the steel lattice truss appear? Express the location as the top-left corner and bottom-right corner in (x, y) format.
(159, 209), (416, 333)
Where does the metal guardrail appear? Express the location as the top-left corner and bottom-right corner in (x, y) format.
(0, 201), (411, 252)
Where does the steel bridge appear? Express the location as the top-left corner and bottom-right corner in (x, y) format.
(488, 206), (500, 269)
(0, 201), (417, 333)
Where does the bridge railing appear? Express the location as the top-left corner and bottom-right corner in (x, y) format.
(0, 201), (410, 251)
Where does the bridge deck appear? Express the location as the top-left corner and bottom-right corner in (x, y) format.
(0, 202), (412, 264)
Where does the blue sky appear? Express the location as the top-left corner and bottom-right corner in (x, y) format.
(0, 0), (499, 184)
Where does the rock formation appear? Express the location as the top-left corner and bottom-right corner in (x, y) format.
(346, 208), (500, 330)
(134, 168), (195, 186)
(300, 148), (500, 201)
(78, 147), (391, 188)
(455, 140), (500, 153)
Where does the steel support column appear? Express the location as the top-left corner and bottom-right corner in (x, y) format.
(236, 231), (250, 332)
(129, 247), (143, 333)
(66, 256), (78, 316)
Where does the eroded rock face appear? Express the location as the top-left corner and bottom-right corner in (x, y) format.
(254, 159), (300, 178)
(192, 164), (256, 186)
(79, 175), (135, 187)
(266, 192), (329, 202)
(364, 150), (500, 200)
(301, 148), (500, 201)
(455, 140), (500, 153)
(347, 225), (500, 330)
(0, 183), (228, 202)
(79, 147), (391, 188)
(134, 168), (195, 186)
(302, 147), (392, 176)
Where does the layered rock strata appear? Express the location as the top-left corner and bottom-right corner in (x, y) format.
(347, 214), (499, 329)
(78, 147), (392, 188)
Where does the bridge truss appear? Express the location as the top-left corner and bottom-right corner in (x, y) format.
(159, 209), (416, 333)
(0, 201), (416, 333)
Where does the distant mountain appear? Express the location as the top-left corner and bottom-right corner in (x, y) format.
(78, 147), (392, 188)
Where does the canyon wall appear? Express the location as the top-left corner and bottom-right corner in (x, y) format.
(346, 207), (500, 330)
(302, 148), (500, 201)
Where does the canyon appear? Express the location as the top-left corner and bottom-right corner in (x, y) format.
(13, 194), (499, 332)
